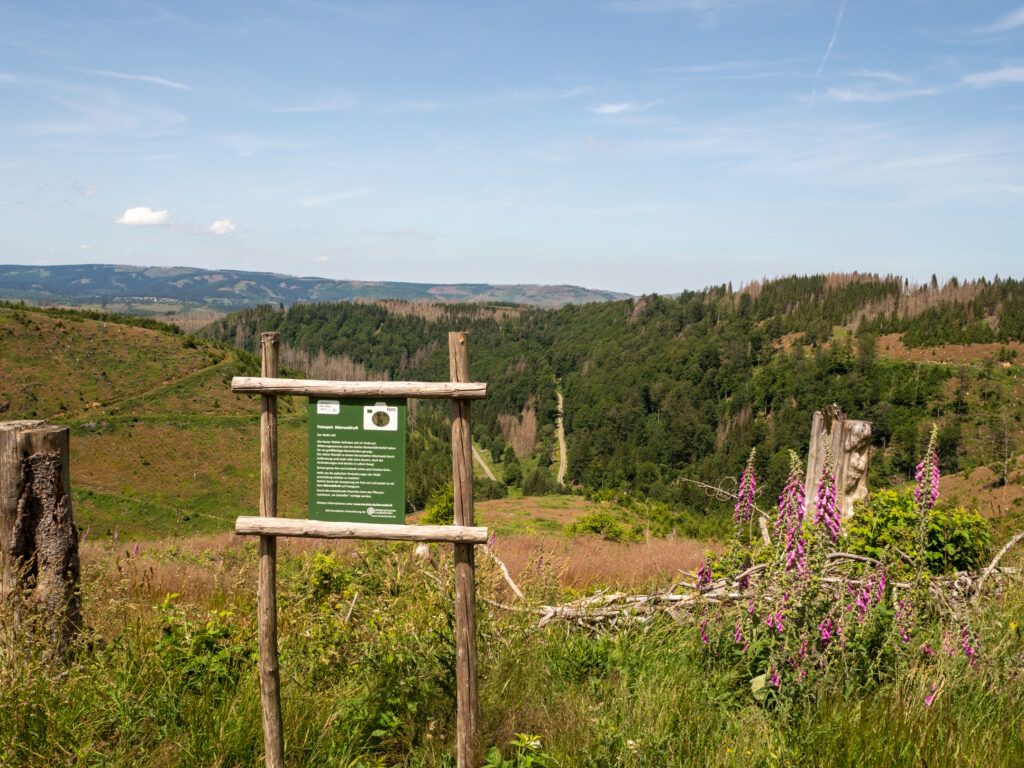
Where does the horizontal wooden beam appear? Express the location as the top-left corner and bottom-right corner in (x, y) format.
(231, 376), (487, 400)
(235, 516), (489, 544)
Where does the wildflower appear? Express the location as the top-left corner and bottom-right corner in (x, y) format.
(765, 611), (784, 633)
(733, 620), (748, 651)
(914, 426), (940, 512)
(960, 626), (977, 667)
(849, 566), (887, 623)
(920, 644), (935, 657)
(819, 617), (835, 644)
(735, 448), (757, 527)
(699, 614), (710, 645)
(769, 667), (781, 688)
(696, 558), (713, 590)
(924, 683), (938, 707)
(487, 530), (497, 548)
(777, 451), (807, 575)
(812, 448), (840, 543)
(895, 598), (913, 643)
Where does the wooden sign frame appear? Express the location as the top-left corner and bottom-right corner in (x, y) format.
(232, 331), (487, 768)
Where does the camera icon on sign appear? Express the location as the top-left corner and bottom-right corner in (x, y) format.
(363, 402), (398, 431)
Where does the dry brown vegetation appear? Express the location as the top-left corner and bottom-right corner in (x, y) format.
(497, 398), (538, 457)
(876, 333), (1024, 365)
(280, 343), (389, 381)
(490, 534), (719, 589)
(363, 299), (523, 323)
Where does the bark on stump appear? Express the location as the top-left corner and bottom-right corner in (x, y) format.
(0, 421), (81, 655)
(804, 408), (872, 521)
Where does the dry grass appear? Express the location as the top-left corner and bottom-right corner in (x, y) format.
(876, 333), (1024, 365)
(938, 457), (1024, 518)
(490, 533), (720, 589)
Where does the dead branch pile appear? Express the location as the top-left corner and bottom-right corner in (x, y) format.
(481, 538), (1023, 629)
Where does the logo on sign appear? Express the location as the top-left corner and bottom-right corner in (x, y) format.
(364, 402), (398, 431)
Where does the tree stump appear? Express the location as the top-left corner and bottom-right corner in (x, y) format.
(804, 408), (872, 521)
(0, 421), (82, 655)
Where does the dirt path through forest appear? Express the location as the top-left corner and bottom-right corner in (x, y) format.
(472, 446), (497, 481)
(556, 388), (567, 485)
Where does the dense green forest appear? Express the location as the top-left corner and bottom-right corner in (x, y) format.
(204, 274), (1024, 516)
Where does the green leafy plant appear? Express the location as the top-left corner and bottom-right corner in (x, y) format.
(484, 734), (557, 768)
(156, 594), (252, 693)
(845, 490), (993, 574)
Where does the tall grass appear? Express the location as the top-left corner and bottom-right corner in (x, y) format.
(1, 540), (1021, 767)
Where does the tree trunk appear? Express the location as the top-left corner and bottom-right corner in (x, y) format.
(805, 409), (872, 521)
(0, 421), (81, 655)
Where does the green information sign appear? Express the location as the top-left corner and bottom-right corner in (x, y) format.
(308, 398), (407, 524)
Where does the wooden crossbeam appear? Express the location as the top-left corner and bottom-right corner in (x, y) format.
(231, 376), (487, 400)
(235, 516), (488, 544)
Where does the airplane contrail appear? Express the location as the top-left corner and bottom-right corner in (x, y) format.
(810, 0), (848, 103)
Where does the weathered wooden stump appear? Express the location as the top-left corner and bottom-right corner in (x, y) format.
(804, 408), (871, 521)
(0, 421), (82, 655)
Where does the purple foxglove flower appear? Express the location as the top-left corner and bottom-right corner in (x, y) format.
(914, 427), (941, 512)
(960, 626), (977, 666)
(696, 558), (713, 590)
(812, 457), (840, 543)
(734, 449), (757, 527)
(777, 452), (807, 574)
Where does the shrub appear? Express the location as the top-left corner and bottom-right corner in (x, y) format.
(845, 490), (992, 574)
(567, 509), (642, 542)
(420, 482), (454, 525)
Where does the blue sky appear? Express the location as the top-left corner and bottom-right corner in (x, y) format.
(1, 1), (1022, 295)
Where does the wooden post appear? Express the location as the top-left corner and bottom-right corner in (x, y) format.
(805, 408), (872, 521)
(449, 331), (479, 768)
(257, 333), (285, 768)
(0, 421), (81, 655)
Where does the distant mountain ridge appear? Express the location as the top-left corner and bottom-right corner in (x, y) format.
(0, 264), (630, 309)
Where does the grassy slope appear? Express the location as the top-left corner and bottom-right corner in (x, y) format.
(0, 306), (308, 539)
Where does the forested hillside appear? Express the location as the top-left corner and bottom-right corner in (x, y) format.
(204, 274), (1024, 516)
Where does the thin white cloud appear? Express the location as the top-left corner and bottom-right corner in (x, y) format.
(961, 66), (1024, 88)
(590, 100), (662, 115)
(826, 86), (938, 103)
(76, 68), (192, 91)
(976, 6), (1024, 34)
(266, 92), (354, 113)
(509, 86), (592, 101)
(655, 60), (767, 74)
(79, 244), (90, 251)
(208, 219), (237, 235)
(607, 0), (746, 12)
(301, 188), (369, 206)
(847, 69), (912, 86)
(115, 206), (168, 225)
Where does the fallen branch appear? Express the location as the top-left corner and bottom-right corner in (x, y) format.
(482, 545), (525, 601)
(973, 531), (1024, 604)
(481, 540), (1023, 628)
